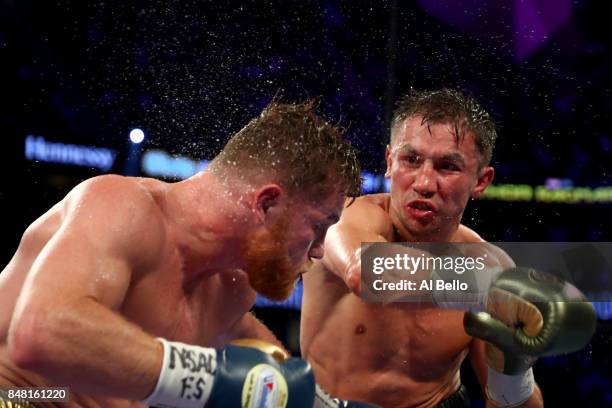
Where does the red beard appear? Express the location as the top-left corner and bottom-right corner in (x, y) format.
(242, 214), (307, 301)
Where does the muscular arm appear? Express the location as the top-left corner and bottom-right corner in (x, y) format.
(321, 197), (391, 295)
(321, 197), (504, 302)
(7, 176), (166, 400)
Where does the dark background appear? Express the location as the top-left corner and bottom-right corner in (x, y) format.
(0, 0), (610, 406)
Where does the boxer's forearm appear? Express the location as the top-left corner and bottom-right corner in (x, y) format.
(8, 296), (161, 400)
(362, 242), (511, 308)
(363, 242), (437, 296)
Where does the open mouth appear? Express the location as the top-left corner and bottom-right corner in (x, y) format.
(406, 201), (436, 219)
(410, 201), (435, 211)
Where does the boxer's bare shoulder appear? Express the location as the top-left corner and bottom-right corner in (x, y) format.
(453, 225), (515, 269)
(19, 175), (167, 254)
(0, 176), (167, 327)
(340, 194), (394, 240)
(454, 224), (485, 242)
(351, 193), (391, 215)
(66, 175), (167, 261)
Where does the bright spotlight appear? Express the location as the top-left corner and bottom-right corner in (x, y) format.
(129, 128), (145, 144)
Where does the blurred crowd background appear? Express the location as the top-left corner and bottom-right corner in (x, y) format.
(1, 1), (610, 406)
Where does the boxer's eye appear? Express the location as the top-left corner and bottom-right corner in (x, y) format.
(440, 161), (461, 172)
(401, 153), (422, 167)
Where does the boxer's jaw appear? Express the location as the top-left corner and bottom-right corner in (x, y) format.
(241, 213), (304, 301)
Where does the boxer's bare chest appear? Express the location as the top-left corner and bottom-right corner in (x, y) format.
(313, 292), (470, 375)
(303, 270), (471, 406)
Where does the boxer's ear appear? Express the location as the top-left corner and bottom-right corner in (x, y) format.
(384, 144), (392, 178)
(472, 166), (494, 198)
(252, 184), (283, 222)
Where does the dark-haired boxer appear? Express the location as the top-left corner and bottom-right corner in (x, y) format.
(0, 100), (364, 407)
(301, 89), (594, 408)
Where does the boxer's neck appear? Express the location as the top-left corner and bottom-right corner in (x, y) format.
(162, 171), (256, 276)
(391, 214), (461, 243)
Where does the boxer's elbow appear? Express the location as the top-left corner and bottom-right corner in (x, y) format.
(8, 309), (44, 369)
(8, 306), (63, 371)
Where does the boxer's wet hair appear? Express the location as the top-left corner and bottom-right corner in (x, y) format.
(210, 99), (361, 199)
(391, 89), (497, 167)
